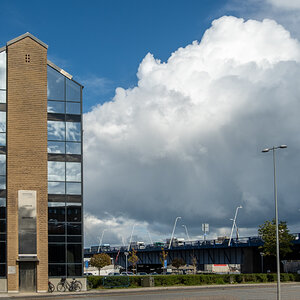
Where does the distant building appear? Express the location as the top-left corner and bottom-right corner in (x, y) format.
(0, 33), (83, 292)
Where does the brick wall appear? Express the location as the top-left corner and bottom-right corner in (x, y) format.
(6, 37), (48, 292)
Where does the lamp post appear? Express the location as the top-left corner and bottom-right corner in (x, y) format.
(169, 217), (181, 249)
(182, 224), (191, 242)
(262, 144), (287, 300)
(97, 229), (107, 253)
(228, 206), (242, 246)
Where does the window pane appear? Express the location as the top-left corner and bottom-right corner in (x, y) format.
(48, 203), (65, 222)
(67, 244), (82, 263)
(49, 244), (66, 263)
(48, 222), (65, 235)
(67, 264), (82, 276)
(48, 141), (65, 154)
(0, 91), (5, 104)
(0, 133), (5, 146)
(66, 182), (81, 195)
(66, 102), (80, 114)
(48, 101), (65, 114)
(49, 236), (65, 243)
(67, 203), (81, 222)
(48, 121), (65, 141)
(0, 176), (5, 189)
(66, 122), (81, 142)
(67, 223), (81, 235)
(47, 66), (65, 100)
(49, 264), (66, 277)
(0, 243), (5, 263)
(67, 236), (81, 243)
(0, 198), (5, 219)
(48, 182), (65, 194)
(66, 162), (81, 182)
(66, 79), (80, 102)
(0, 156), (5, 176)
(66, 142), (81, 155)
(0, 220), (6, 233)
(0, 264), (5, 277)
(48, 161), (65, 181)
(0, 52), (6, 90)
(0, 112), (5, 132)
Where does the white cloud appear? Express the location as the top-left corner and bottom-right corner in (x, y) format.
(266, 0), (300, 10)
(83, 16), (300, 247)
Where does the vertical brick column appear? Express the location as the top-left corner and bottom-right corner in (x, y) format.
(6, 37), (48, 292)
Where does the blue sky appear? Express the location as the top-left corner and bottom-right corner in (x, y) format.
(0, 0), (235, 112)
(3, 0), (300, 246)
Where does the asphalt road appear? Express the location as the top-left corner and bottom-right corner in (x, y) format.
(1, 283), (300, 300)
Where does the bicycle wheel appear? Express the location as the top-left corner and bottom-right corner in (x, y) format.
(57, 282), (66, 292)
(75, 280), (82, 290)
(48, 282), (55, 293)
(74, 282), (81, 292)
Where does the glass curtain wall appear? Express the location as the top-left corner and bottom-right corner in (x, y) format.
(0, 50), (6, 277)
(47, 65), (83, 277)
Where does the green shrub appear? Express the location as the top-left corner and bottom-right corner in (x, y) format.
(267, 273), (277, 282)
(234, 274), (244, 283)
(255, 274), (268, 282)
(103, 276), (130, 288)
(87, 276), (103, 288)
(87, 272), (299, 289)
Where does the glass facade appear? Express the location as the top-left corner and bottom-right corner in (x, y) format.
(47, 65), (83, 277)
(0, 50), (6, 277)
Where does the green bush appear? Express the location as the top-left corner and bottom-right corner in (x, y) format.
(87, 276), (103, 288)
(267, 273), (277, 282)
(255, 274), (268, 282)
(234, 274), (244, 283)
(103, 276), (130, 288)
(87, 272), (298, 289)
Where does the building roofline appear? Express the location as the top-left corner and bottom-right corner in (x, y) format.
(6, 32), (48, 49)
(47, 60), (84, 88)
(0, 46), (5, 53)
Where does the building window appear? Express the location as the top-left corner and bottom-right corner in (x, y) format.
(47, 65), (82, 277)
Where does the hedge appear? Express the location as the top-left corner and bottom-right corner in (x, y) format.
(87, 273), (300, 289)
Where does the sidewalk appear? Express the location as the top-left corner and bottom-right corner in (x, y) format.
(0, 282), (299, 299)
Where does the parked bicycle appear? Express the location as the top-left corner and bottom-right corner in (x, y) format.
(48, 281), (55, 293)
(57, 277), (82, 292)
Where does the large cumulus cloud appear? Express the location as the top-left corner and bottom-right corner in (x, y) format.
(83, 16), (300, 246)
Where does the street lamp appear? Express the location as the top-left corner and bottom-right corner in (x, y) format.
(169, 217), (181, 249)
(182, 224), (191, 242)
(228, 206), (242, 246)
(98, 229), (107, 253)
(262, 144), (287, 300)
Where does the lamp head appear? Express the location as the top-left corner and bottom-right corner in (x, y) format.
(279, 145), (287, 149)
(262, 148), (270, 153)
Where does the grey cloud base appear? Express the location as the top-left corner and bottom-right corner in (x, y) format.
(83, 16), (300, 246)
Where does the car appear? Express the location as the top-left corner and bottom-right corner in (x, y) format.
(84, 272), (93, 276)
(121, 271), (134, 276)
(137, 272), (148, 275)
(150, 272), (159, 275)
(108, 272), (121, 276)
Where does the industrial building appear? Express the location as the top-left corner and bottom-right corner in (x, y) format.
(0, 33), (83, 292)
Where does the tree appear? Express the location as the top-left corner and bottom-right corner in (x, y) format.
(172, 257), (185, 272)
(89, 253), (111, 275)
(128, 248), (139, 274)
(160, 248), (168, 273)
(258, 219), (295, 258)
(191, 255), (197, 274)
(159, 248), (168, 267)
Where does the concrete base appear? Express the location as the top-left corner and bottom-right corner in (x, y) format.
(0, 279), (7, 292)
